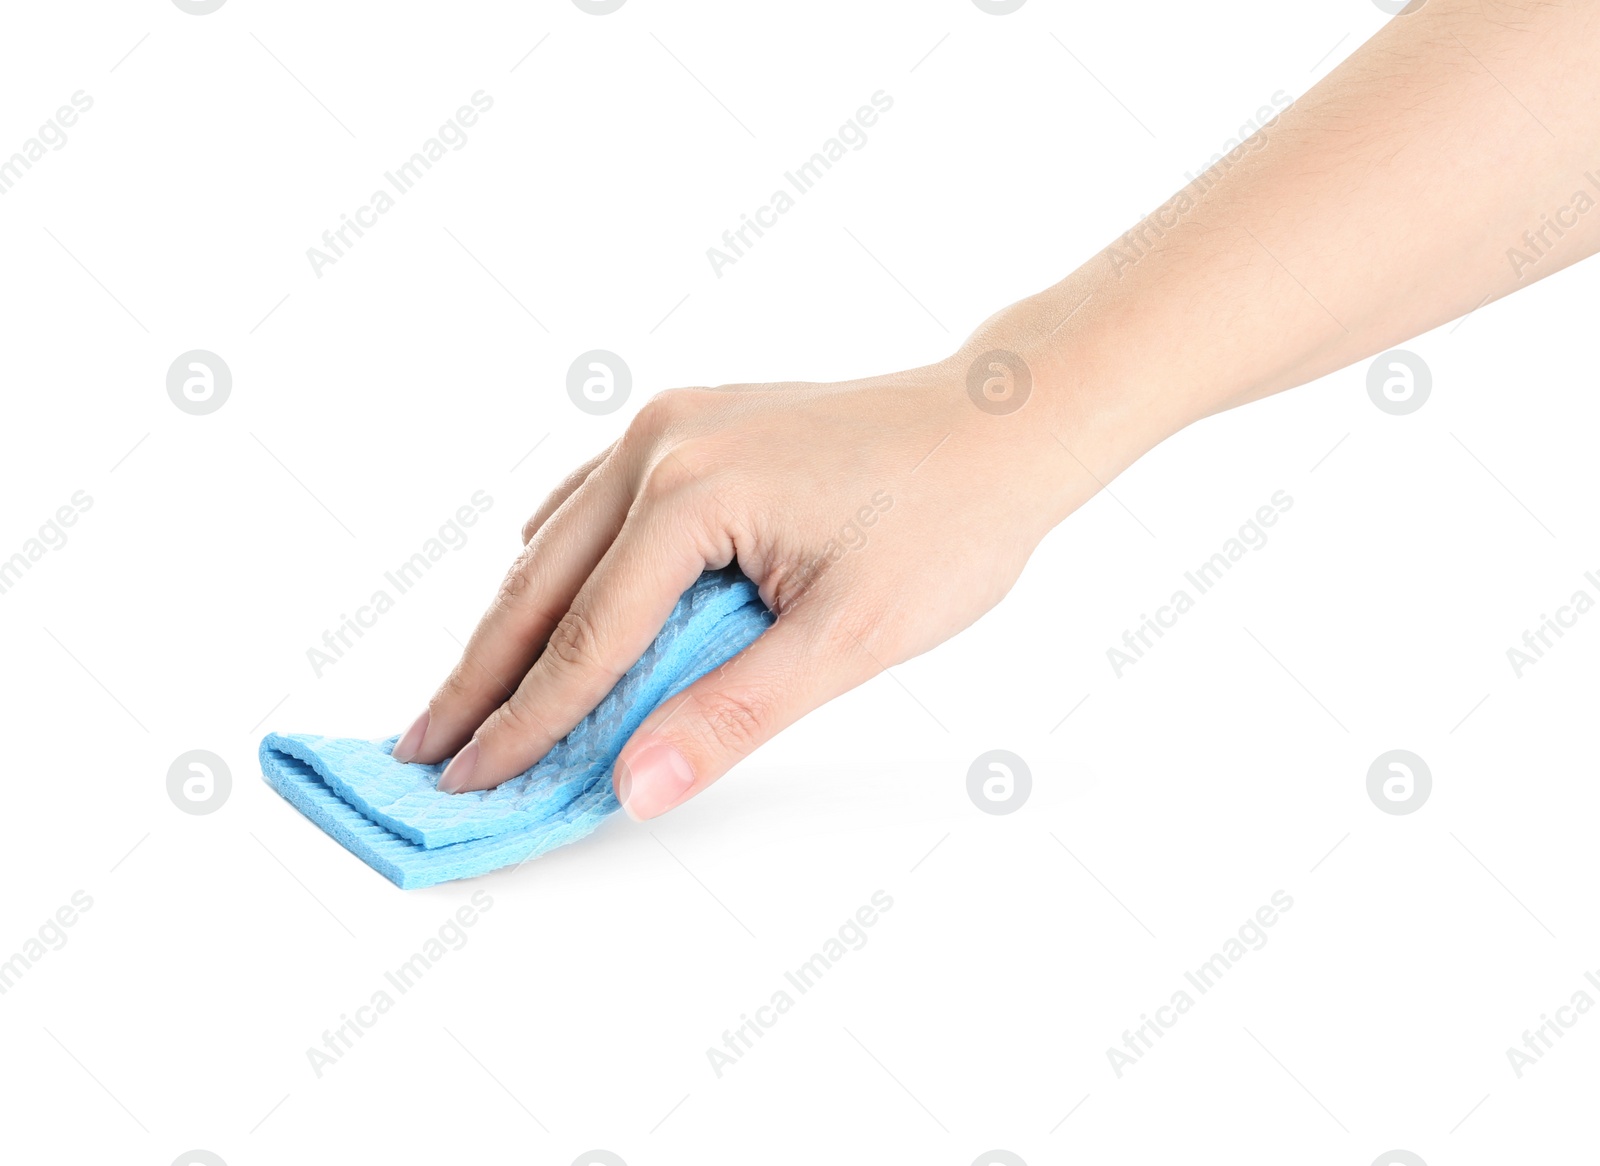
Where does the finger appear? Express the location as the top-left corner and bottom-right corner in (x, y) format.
(437, 500), (716, 792)
(521, 443), (613, 545)
(396, 463), (630, 765)
(611, 600), (873, 820)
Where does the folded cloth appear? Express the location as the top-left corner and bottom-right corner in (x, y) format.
(259, 568), (772, 889)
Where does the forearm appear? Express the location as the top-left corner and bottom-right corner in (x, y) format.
(968, 0), (1600, 519)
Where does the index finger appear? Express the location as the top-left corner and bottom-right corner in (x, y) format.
(436, 500), (718, 793)
(397, 467), (628, 765)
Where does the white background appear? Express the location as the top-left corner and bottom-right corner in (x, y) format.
(2, 1), (1597, 1163)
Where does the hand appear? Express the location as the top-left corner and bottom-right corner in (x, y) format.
(391, 346), (1110, 820)
(387, 0), (1600, 823)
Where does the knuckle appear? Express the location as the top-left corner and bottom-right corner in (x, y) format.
(623, 394), (673, 445)
(638, 452), (703, 505)
(544, 608), (604, 674)
(693, 689), (769, 755)
(435, 664), (476, 706)
(621, 388), (707, 451)
(641, 387), (700, 428)
(496, 548), (539, 604)
(492, 691), (541, 740)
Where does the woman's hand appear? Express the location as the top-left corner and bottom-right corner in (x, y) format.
(391, 340), (1121, 820)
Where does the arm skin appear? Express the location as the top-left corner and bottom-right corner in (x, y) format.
(394, 0), (1600, 817)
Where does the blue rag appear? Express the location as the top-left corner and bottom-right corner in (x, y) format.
(259, 568), (773, 889)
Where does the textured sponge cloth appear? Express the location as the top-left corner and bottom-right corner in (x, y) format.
(259, 568), (773, 889)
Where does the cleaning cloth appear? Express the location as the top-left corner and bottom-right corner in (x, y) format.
(259, 568), (772, 889)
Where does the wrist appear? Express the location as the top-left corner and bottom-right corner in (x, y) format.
(942, 280), (1182, 531)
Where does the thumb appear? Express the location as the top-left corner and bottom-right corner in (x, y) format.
(612, 603), (866, 820)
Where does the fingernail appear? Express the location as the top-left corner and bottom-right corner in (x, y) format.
(392, 709), (430, 763)
(615, 735), (695, 821)
(437, 739), (479, 794)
